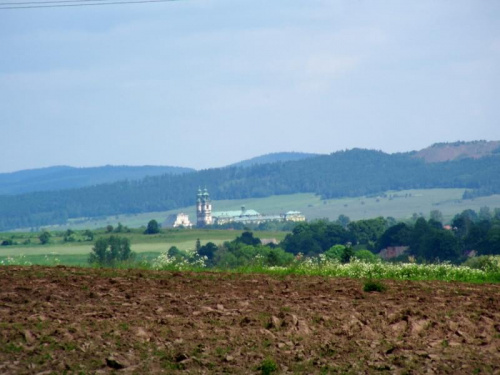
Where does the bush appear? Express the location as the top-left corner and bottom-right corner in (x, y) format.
(354, 249), (378, 263)
(324, 244), (345, 261)
(258, 358), (278, 375)
(363, 279), (387, 293)
(462, 256), (500, 272)
(341, 246), (354, 264)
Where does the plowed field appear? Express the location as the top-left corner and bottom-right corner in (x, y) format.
(1, 266), (499, 374)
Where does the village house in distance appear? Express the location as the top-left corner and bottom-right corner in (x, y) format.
(163, 188), (305, 228)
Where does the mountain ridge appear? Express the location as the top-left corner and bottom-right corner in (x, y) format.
(228, 152), (321, 168)
(0, 165), (195, 195)
(1, 147), (500, 231)
(2, 141), (499, 195)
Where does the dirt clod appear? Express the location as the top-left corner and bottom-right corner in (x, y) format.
(106, 356), (127, 369)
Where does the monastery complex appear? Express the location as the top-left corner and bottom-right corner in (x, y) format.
(163, 188), (305, 228)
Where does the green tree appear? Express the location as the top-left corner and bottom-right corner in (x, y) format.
(421, 230), (461, 262)
(88, 236), (135, 267)
(430, 210), (444, 224)
(144, 219), (160, 234)
(324, 244), (346, 261)
(336, 214), (351, 228)
(348, 217), (387, 247)
(265, 247), (293, 266)
(235, 231), (261, 246)
(166, 246), (191, 260)
(281, 221), (352, 256)
(84, 230), (94, 241)
(408, 218), (461, 262)
(354, 249), (378, 263)
(375, 223), (411, 252)
(341, 246), (354, 264)
(168, 246), (181, 257)
(198, 242), (218, 263)
(64, 229), (75, 242)
(114, 222), (129, 233)
(479, 206), (492, 221)
(39, 231), (51, 245)
(477, 226), (500, 255)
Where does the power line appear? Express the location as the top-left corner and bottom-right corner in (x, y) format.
(1, 0), (130, 5)
(0, 0), (179, 9)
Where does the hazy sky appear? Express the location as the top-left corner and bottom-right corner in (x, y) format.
(1, 0), (499, 172)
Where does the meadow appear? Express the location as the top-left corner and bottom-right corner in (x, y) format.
(0, 228), (287, 267)
(41, 188), (500, 231)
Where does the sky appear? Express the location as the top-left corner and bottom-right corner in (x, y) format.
(1, 0), (500, 172)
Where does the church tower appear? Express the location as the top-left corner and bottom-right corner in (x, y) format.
(196, 188), (213, 227)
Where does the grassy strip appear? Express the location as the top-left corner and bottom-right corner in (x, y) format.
(228, 261), (500, 283)
(3, 254), (500, 284)
(147, 256), (500, 284)
(0, 251), (163, 268)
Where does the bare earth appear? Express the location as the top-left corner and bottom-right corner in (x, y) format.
(1, 266), (499, 374)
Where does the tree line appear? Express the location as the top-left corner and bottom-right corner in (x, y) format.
(1, 149), (500, 231)
(154, 208), (500, 269)
(282, 209), (500, 263)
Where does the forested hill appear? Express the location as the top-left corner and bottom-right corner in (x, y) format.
(1, 149), (500, 231)
(228, 152), (320, 168)
(0, 165), (195, 195)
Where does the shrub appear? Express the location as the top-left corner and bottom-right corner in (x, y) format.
(258, 358), (278, 375)
(462, 255), (500, 272)
(151, 251), (207, 271)
(341, 246), (354, 264)
(354, 249), (378, 263)
(324, 244), (345, 261)
(363, 279), (387, 293)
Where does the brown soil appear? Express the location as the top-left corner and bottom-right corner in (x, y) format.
(0, 266), (499, 374)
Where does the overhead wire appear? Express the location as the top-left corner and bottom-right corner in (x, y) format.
(2, 0), (141, 5)
(0, 0), (178, 9)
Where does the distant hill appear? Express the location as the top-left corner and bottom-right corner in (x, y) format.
(229, 152), (321, 168)
(0, 165), (195, 195)
(1, 148), (500, 231)
(414, 140), (500, 163)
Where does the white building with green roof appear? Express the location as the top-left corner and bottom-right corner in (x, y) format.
(196, 189), (306, 227)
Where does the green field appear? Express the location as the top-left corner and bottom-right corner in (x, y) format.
(42, 189), (500, 231)
(0, 229), (288, 266)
